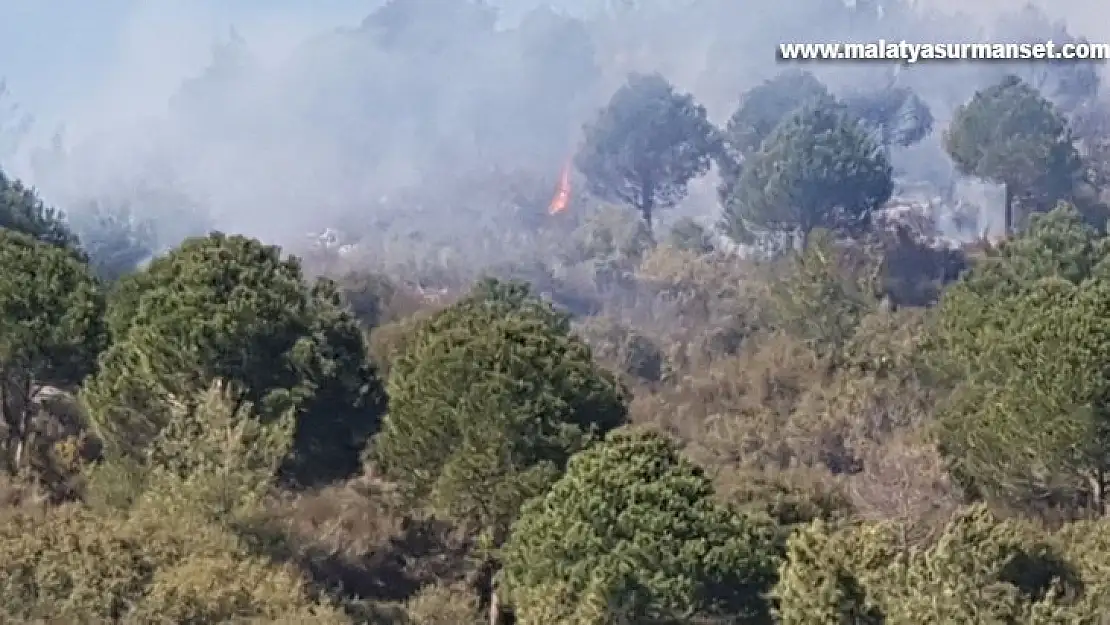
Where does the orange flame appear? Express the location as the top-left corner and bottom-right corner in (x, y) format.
(548, 160), (571, 215)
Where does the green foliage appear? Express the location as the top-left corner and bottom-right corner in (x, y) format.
(0, 230), (105, 472)
(764, 230), (880, 358)
(576, 72), (718, 228)
(929, 204), (1110, 514)
(499, 428), (780, 624)
(10, 15), (1110, 618)
(722, 69), (831, 161)
(774, 506), (1092, 624)
(0, 382), (347, 623)
(721, 101), (893, 249)
(85, 380), (295, 516)
(373, 278), (627, 544)
(944, 75), (1083, 232)
(718, 468), (855, 541)
(0, 505), (339, 623)
(0, 169), (81, 252)
(875, 507), (1046, 623)
(403, 583), (483, 625)
(772, 519), (890, 624)
(82, 232), (382, 486)
(718, 69), (832, 201)
(1049, 520), (1110, 615)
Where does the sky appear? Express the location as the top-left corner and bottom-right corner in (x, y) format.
(0, 0), (375, 129)
(2, 0), (1102, 136)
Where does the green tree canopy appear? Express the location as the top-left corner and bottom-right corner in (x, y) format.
(721, 101), (893, 250)
(718, 69), (832, 201)
(499, 427), (779, 624)
(2, 382), (348, 623)
(764, 229), (881, 359)
(0, 230), (105, 472)
(774, 506), (1087, 623)
(82, 232), (381, 486)
(771, 519), (890, 624)
(928, 204), (1110, 515)
(0, 169), (81, 252)
(944, 75), (1083, 234)
(575, 72), (718, 231)
(372, 278), (627, 544)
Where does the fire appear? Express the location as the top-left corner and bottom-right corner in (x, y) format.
(547, 160), (571, 215)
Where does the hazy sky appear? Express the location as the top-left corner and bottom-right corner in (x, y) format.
(0, 0), (375, 127)
(2, 0), (1101, 137)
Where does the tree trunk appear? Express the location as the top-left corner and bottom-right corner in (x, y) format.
(1004, 183), (1014, 235)
(0, 374), (7, 471)
(1, 373), (32, 473)
(10, 379), (31, 473)
(488, 589), (514, 625)
(489, 589), (501, 625)
(12, 437), (25, 471)
(638, 176), (655, 236)
(1089, 468), (1107, 518)
(640, 197), (654, 234)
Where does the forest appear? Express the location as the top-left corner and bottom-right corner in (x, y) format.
(3, 0), (1110, 623)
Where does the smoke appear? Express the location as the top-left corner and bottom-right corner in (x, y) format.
(0, 0), (1106, 264)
